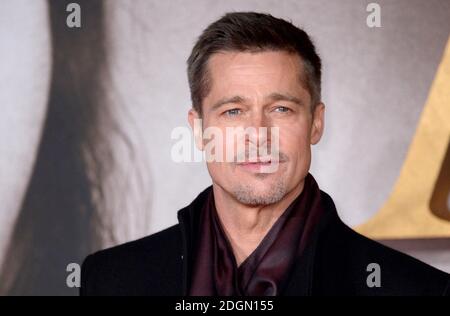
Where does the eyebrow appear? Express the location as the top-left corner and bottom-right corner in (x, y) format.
(266, 92), (304, 107)
(210, 95), (248, 111)
(210, 92), (304, 112)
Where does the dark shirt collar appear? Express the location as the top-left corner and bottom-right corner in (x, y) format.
(178, 174), (339, 296)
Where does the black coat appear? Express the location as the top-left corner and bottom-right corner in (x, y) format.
(80, 187), (450, 296)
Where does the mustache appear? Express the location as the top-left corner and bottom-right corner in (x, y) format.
(235, 149), (288, 163)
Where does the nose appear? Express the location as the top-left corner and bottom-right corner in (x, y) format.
(244, 110), (272, 148)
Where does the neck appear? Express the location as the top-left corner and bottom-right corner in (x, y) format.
(212, 181), (305, 266)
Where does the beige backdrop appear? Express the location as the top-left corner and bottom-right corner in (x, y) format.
(0, 0), (449, 295)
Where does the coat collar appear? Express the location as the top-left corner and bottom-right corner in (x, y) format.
(177, 186), (341, 296)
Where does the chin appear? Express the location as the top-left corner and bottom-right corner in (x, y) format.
(228, 178), (288, 206)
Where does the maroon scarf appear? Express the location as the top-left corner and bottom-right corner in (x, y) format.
(189, 173), (325, 296)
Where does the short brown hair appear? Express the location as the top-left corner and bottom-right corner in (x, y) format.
(187, 12), (322, 115)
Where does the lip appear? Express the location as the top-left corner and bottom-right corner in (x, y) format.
(236, 160), (282, 172)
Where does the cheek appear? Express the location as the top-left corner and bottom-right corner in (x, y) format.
(206, 161), (236, 188)
(279, 122), (312, 179)
(279, 121), (311, 155)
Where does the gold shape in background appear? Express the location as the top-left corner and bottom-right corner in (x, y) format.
(356, 37), (450, 239)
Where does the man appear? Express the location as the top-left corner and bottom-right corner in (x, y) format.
(81, 12), (450, 296)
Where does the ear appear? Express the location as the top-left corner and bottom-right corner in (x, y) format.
(188, 108), (204, 150)
(310, 103), (325, 145)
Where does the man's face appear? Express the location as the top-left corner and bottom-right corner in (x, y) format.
(189, 51), (324, 205)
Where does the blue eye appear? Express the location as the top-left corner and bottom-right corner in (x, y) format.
(225, 108), (242, 116)
(274, 106), (290, 113)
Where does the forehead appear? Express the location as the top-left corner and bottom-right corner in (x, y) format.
(206, 50), (306, 99)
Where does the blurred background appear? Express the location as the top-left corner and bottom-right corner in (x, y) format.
(0, 0), (449, 295)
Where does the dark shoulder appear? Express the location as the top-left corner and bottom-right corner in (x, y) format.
(315, 217), (450, 295)
(85, 224), (182, 266)
(80, 224), (183, 296)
